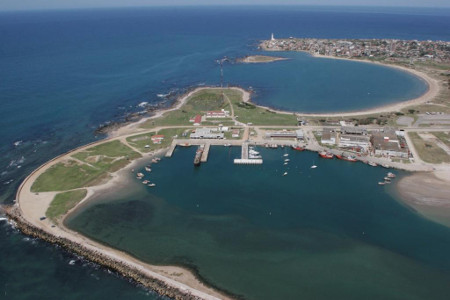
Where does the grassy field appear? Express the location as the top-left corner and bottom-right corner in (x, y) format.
(46, 189), (87, 221)
(73, 140), (141, 172)
(433, 132), (450, 147)
(141, 89), (232, 128)
(225, 89), (297, 126)
(32, 141), (140, 192)
(31, 160), (110, 192)
(408, 132), (450, 164)
(126, 128), (192, 152)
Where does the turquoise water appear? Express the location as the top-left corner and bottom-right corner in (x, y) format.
(67, 148), (450, 299)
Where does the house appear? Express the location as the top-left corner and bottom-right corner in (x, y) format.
(151, 135), (165, 144)
(205, 109), (230, 118)
(189, 115), (202, 126)
(265, 130), (304, 139)
(232, 129), (240, 138)
(340, 126), (368, 135)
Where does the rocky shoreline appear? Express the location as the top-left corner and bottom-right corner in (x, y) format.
(3, 205), (204, 300)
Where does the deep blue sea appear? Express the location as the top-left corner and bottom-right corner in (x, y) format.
(1, 6), (449, 299)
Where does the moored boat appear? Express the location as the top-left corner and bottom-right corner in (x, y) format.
(319, 151), (334, 159)
(291, 145), (305, 151)
(368, 162), (377, 167)
(378, 182), (386, 185)
(387, 172), (396, 178)
(336, 154), (357, 162)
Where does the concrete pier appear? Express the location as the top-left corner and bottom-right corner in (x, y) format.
(165, 141), (177, 158)
(201, 143), (210, 162)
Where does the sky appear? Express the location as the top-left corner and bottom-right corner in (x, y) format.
(0, 0), (449, 11)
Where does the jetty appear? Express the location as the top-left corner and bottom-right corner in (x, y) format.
(165, 140), (177, 158)
(201, 143), (211, 162)
(234, 142), (263, 165)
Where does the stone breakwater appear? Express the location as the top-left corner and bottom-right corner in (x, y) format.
(3, 205), (203, 300)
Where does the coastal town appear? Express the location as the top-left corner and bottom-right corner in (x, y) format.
(260, 36), (450, 63)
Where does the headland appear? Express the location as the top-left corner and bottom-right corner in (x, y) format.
(5, 37), (450, 299)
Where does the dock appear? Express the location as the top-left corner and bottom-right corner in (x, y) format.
(201, 143), (210, 162)
(165, 140), (177, 158)
(234, 142), (263, 165)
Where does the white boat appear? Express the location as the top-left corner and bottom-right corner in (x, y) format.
(387, 172), (396, 178)
(368, 162), (377, 167)
(311, 165), (317, 169)
(284, 162), (288, 165)
(249, 149), (260, 155)
(283, 154), (289, 157)
(283, 172), (288, 176)
(142, 180), (149, 184)
(224, 143), (232, 147)
(378, 182), (386, 185)
(136, 172), (144, 178)
(145, 166), (152, 172)
(148, 183), (156, 187)
(284, 159), (290, 162)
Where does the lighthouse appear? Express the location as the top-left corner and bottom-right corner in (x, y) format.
(271, 33), (275, 41)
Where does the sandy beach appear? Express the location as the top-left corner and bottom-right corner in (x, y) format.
(396, 171), (450, 227)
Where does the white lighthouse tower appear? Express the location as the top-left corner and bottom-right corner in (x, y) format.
(271, 33), (275, 41)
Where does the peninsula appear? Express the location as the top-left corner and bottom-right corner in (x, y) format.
(5, 37), (450, 299)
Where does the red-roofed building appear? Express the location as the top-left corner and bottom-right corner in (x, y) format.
(189, 115), (202, 126)
(205, 109), (229, 118)
(151, 135), (165, 144)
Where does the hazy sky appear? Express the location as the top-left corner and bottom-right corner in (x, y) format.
(1, 0), (449, 11)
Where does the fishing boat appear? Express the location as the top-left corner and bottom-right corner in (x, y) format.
(384, 177), (391, 181)
(283, 172), (288, 176)
(387, 172), (396, 178)
(142, 180), (149, 184)
(194, 145), (204, 166)
(284, 162), (288, 165)
(368, 162), (378, 167)
(148, 183), (156, 187)
(336, 154), (357, 162)
(291, 145), (305, 151)
(319, 151), (334, 159)
(145, 166), (152, 172)
(223, 143), (232, 147)
(384, 180), (391, 184)
(283, 154), (289, 157)
(311, 165), (317, 169)
(284, 159), (290, 162)
(378, 182), (386, 185)
(136, 172), (144, 179)
(382, 164), (390, 169)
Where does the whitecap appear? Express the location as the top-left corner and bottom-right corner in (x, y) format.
(137, 101), (148, 108)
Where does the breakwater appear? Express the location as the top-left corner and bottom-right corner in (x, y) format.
(3, 205), (206, 300)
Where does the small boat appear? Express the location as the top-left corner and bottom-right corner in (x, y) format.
(145, 166), (152, 172)
(249, 149), (260, 155)
(284, 162), (288, 165)
(387, 172), (396, 178)
(142, 180), (149, 184)
(368, 162), (377, 167)
(311, 165), (317, 169)
(378, 182), (386, 185)
(382, 164), (390, 169)
(148, 183), (156, 187)
(224, 143), (232, 147)
(283, 172), (288, 176)
(179, 143), (191, 147)
(319, 151), (334, 159)
(284, 159), (290, 162)
(283, 154), (289, 157)
(384, 180), (391, 184)
(384, 177), (391, 181)
(151, 158), (159, 164)
(136, 172), (144, 178)
(291, 145), (305, 151)
(336, 154), (357, 162)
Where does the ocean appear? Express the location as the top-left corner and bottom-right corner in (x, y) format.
(1, 6), (449, 299)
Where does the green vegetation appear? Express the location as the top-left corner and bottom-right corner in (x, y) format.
(225, 89), (297, 126)
(141, 89), (232, 128)
(31, 160), (110, 192)
(127, 128), (191, 152)
(433, 132), (450, 147)
(46, 189), (87, 221)
(32, 141), (140, 192)
(73, 140), (141, 172)
(408, 132), (450, 164)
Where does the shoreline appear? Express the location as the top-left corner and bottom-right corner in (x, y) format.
(255, 50), (439, 117)
(6, 55), (449, 299)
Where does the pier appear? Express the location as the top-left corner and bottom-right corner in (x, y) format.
(165, 140), (177, 158)
(201, 143), (210, 162)
(234, 142), (263, 165)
